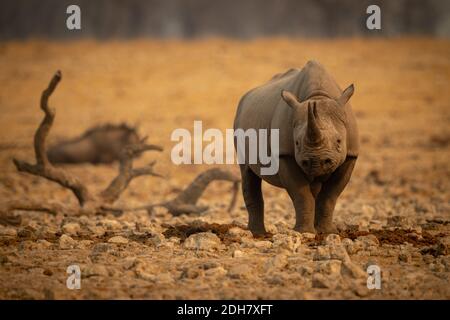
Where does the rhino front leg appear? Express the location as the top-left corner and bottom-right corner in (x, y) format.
(278, 157), (316, 233)
(239, 165), (266, 236)
(315, 157), (357, 234)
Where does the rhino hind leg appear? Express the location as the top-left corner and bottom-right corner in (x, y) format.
(239, 164), (266, 236)
(315, 157), (357, 234)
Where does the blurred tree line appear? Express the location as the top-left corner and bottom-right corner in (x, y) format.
(0, 0), (449, 39)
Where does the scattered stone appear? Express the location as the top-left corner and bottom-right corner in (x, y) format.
(108, 236), (129, 244)
(59, 234), (76, 249)
(312, 273), (335, 289)
(313, 246), (331, 261)
(0, 226), (17, 237)
(184, 232), (221, 251)
(227, 227), (252, 238)
(84, 264), (109, 277)
(122, 257), (137, 270)
(179, 267), (204, 280)
(62, 222), (80, 236)
(272, 234), (301, 252)
(101, 219), (122, 231)
(398, 252), (412, 263)
(77, 240), (93, 249)
(155, 272), (174, 284)
(315, 260), (342, 276)
(228, 264), (252, 279)
(298, 265), (314, 276)
(301, 232), (316, 240)
(341, 261), (366, 279)
(91, 243), (112, 254)
(329, 244), (351, 262)
(324, 234), (341, 246)
(253, 240), (273, 250)
(264, 254), (288, 272)
(232, 250), (244, 258)
(35, 239), (53, 250)
(88, 225), (106, 237)
(205, 266), (227, 277)
(341, 238), (355, 254)
(355, 235), (380, 248)
(149, 233), (165, 247)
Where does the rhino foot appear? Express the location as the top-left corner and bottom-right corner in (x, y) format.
(248, 225), (267, 237)
(294, 225), (316, 234)
(315, 223), (338, 234)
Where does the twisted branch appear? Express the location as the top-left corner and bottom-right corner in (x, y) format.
(12, 71), (92, 206)
(130, 168), (241, 216)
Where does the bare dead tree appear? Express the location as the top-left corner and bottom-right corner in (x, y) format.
(7, 71), (163, 216)
(129, 168), (240, 216)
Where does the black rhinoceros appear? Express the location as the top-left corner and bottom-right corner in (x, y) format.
(233, 60), (359, 235)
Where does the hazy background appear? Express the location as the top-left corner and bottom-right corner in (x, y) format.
(1, 0), (449, 39)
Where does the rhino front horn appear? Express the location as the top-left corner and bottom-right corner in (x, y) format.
(306, 101), (322, 144)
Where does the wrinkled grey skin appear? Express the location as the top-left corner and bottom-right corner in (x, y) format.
(233, 60), (359, 235)
(47, 124), (140, 164)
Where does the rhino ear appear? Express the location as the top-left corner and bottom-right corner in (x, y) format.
(337, 84), (354, 106)
(281, 90), (301, 108)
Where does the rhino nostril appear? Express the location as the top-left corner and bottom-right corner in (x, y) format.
(323, 158), (332, 166)
(301, 160), (309, 168)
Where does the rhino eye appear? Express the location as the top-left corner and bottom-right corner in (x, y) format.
(337, 139), (341, 144)
(295, 141), (299, 146)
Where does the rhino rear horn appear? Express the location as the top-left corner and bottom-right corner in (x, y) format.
(337, 84), (354, 106)
(306, 101), (322, 144)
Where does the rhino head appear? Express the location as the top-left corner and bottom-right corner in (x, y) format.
(281, 84), (354, 180)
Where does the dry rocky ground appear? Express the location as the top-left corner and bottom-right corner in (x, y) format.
(0, 38), (449, 299)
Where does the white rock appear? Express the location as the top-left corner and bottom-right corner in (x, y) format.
(59, 234), (76, 249)
(272, 234), (302, 252)
(232, 250), (245, 258)
(183, 232), (221, 251)
(101, 219), (122, 231)
(35, 239), (53, 250)
(88, 225), (106, 237)
(62, 222), (80, 236)
(324, 234), (341, 246)
(313, 246), (331, 261)
(108, 236), (129, 244)
(341, 238), (355, 254)
(301, 232), (316, 240)
(253, 240), (273, 250)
